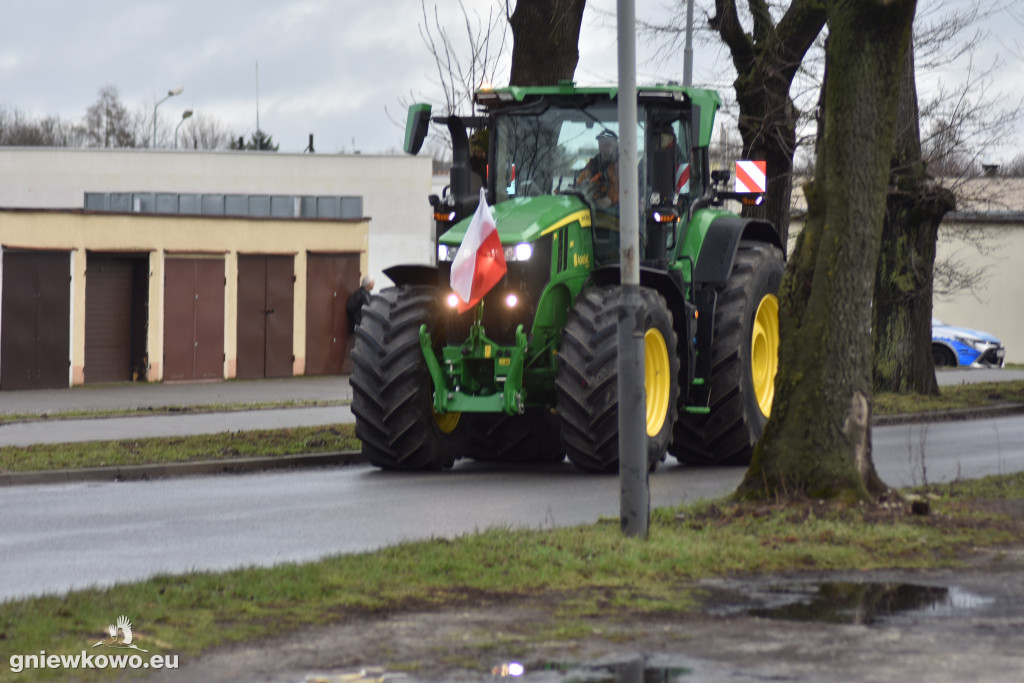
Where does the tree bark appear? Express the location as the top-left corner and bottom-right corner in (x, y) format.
(710, 0), (827, 248)
(739, 0), (917, 502)
(871, 39), (955, 395)
(508, 0), (586, 86)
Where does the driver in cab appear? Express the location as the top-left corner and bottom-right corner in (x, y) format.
(577, 129), (619, 211)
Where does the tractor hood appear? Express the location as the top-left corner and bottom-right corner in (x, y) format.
(439, 195), (592, 247)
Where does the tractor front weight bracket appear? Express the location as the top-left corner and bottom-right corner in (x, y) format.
(418, 324), (451, 414)
(418, 322), (529, 417)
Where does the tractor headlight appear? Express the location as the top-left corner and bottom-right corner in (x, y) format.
(502, 242), (533, 262)
(438, 244), (457, 262)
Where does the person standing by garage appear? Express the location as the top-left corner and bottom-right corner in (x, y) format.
(346, 275), (374, 333)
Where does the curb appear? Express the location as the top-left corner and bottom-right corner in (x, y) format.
(0, 451), (365, 487)
(872, 403), (1024, 426)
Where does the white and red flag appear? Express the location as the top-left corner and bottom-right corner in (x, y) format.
(450, 187), (507, 313)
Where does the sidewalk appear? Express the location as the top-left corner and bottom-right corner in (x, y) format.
(0, 375), (351, 415)
(0, 376), (353, 449)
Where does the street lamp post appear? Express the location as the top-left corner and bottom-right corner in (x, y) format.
(174, 110), (193, 149)
(152, 86), (184, 148)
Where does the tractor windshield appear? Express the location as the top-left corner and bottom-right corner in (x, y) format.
(493, 100), (621, 205)
(493, 99), (695, 211)
(491, 96), (695, 264)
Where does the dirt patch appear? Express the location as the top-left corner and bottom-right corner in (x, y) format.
(138, 540), (1024, 683)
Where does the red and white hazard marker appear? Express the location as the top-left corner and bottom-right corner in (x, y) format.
(734, 160), (767, 194)
(675, 163), (690, 193)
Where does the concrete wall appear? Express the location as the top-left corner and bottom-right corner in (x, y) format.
(0, 209), (368, 384)
(933, 220), (1024, 364)
(0, 148), (435, 286)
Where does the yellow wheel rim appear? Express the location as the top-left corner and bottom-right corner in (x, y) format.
(644, 327), (671, 437)
(751, 294), (779, 417)
(433, 409), (460, 434)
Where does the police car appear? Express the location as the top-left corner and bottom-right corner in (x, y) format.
(932, 318), (1006, 368)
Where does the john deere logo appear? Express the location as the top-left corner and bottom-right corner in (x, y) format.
(92, 616), (148, 653)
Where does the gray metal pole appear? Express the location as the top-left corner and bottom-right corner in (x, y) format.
(616, 0), (649, 538)
(151, 87), (182, 149)
(684, 0), (695, 86)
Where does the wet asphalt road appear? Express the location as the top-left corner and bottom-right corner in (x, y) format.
(2, 412), (1023, 603)
(0, 369), (1022, 602)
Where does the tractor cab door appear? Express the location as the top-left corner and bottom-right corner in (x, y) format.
(643, 106), (697, 265)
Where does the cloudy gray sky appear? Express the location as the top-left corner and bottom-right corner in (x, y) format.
(1, 0), (1020, 160)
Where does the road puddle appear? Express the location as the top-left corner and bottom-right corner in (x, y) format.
(491, 657), (691, 681)
(745, 581), (993, 625)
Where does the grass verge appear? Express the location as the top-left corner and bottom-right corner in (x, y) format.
(1, 472), (1022, 680)
(874, 379), (1024, 415)
(0, 425), (358, 473)
(0, 400), (348, 426)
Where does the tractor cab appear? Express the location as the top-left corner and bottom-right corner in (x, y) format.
(481, 87), (710, 269)
(405, 84), (722, 269)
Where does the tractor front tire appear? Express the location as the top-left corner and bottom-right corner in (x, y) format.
(671, 241), (784, 466)
(556, 286), (679, 473)
(350, 285), (463, 470)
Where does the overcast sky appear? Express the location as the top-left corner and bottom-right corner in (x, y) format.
(1, 0), (1021, 161)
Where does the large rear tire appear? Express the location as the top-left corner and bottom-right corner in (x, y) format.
(350, 285), (464, 470)
(556, 286), (679, 473)
(671, 241), (784, 466)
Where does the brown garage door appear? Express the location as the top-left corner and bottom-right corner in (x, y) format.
(237, 255), (294, 379)
(305, 253), (359, 375)
(1, 250), (71, 390)
(164, 258), (225, 381)
(85, 254), (149, 383)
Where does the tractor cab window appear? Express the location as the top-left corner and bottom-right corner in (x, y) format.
(492, 100), (628, 265)
(493, 100), (622, 206)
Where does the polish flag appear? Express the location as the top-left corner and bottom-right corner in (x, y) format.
(450, 187), (507, 313)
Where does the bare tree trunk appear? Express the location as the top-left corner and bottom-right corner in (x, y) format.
(711, 0), (827, 248)
(872, 38), (955, 395)
(739, 0), (917, 502)
(508, 0), (586, 86)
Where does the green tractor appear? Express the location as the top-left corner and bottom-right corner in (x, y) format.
(351, 83), (784, 473)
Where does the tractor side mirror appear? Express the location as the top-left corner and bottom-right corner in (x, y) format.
(404, 103), (432, 155)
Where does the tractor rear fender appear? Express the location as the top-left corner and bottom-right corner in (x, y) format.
(692, 216), (782, 287)
(689, 216), (781, 387)
(383, 264), (441, 288)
